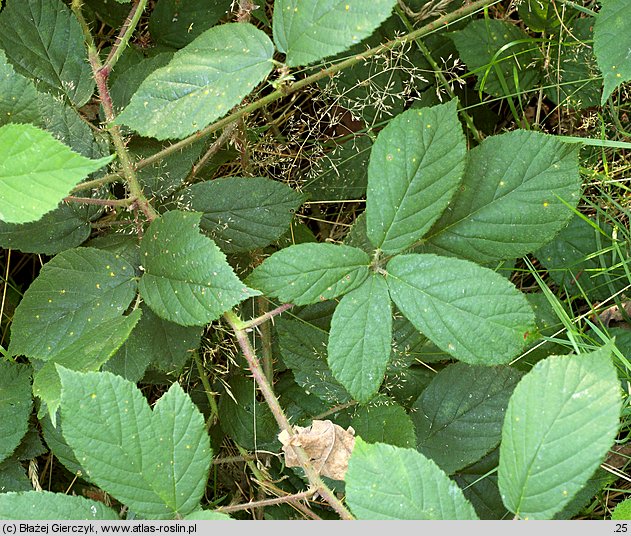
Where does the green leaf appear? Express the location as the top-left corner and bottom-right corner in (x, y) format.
(328, 274), (391, 403)
(0, 203), (92, 255)
(387, 254), (534, 365)
(0, 124), (113, 224)
(411, 363), (522, 474)
(0, 458), (32, 493)
(0, 363), (32, 464)
(450, 19), (541, 97)
(0, 491), (119, 520)
(518, 0), (560, 32)
(272, 0), (397, 67)
(246, 243), (370, 305)
(139, 211), (258, 326)
(498, 345), (622, 520)
(346, 438), (478, 519)
(276, 317), (351, 405)
(59, 369), (212, 519)
(0, 0), (95, 106)
(350, 403), (415, 448)
(117, 23), (274, 140)
(180, 177), (305, 253)
(106, 305), (202, 381)
(535, 214), (630, 301)
(185, 510), (232, 520)
(149, 0), (232, 48)
(40, 413), (83, 477)
(425, 131), (581, 263)
(9, 248), (137, 360)
(33, 310), (142, 420)
(218, 376), (279, 451)
(594, 0), (631, 103)
(612, 498), (631, 521)
(0, 49), (40, 126)
(366, 101), (466, 254)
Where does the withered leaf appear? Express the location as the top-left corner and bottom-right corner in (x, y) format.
(278, 419), (355, 481)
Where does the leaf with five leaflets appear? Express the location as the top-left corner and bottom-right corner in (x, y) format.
(412, 363), (522, 474)
(0, 124), (113, 224)
(366, 101), (466, 255)
(328, 274), (391, 403)
(346, 438), (478, 519)
(387, 254), (534, 365)
(498, 345), (622, 520)
(425, 131), (580, 263)
(117, 23), (274, 140)
(0, 491), (119, 520)
(180, 177), (304, 253)
(0, 363), (32, 464)
(139, 210), (259, 326)
(273, 0), (398, 67)
(9, 248), (137, 360)
(0, 0), (95, 106)
(246, 243), (370, 305)
(59, 369), (212, 519)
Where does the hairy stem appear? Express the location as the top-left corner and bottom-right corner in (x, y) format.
(193, 350), (220, 427)
(64, 196), (133, 207)
(217, 490), (313, 514)
(103, 0), (148, 72)
(241, 303), (294, 331)
(223, 310), (354, 520)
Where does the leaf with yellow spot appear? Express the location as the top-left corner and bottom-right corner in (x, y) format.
(59, 368), (212, 519)
(499, 344), (621, 519)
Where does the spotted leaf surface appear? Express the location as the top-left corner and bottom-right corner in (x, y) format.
(9, 248), (137, 360)
(117, 23), (274, 140)
(138, 210), (259, 326)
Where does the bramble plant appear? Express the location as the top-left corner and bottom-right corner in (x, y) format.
(0, 0), (630, 522)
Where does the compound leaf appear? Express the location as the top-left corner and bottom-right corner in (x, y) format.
(412, 363), (522, 474)
(425, 131), (580, 263)
(59, 369), (211, 519)
(117, 23), (274, 140)
(594, 0), (631, 103)
(9, 248), (137, 360)
(346, 438), (478, 519)
(139, 211), (258, 326)
(0, 124), (113, 224)
(386, 254), (534, 365)
(499, 345), (622, 520)
(273, 0), (397, 67)
(246, 243), (370, 305)
(328, 274), (392, 403)
(0, 0), (94, 106)
(0, 491), (119, 520)
(366, 101), (466, 254)
(0, 363), (32, 464)
(180, 177), (304, 253)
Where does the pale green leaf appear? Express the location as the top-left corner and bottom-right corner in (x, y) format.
(450, 20), (541, 97)
(0, 363), (32, 464)
(0, 124), (113, 224)
(387, 254), (534, 365)
(594, 0), (631, 103)
(328, 274), (391, 403)
(185, 510), (232, 520)
(59, 369), (211, 519)
(498, 345), (622, 520)
(0, 491), (119, 520)
(412, 363), (522, 474)
(276, 316), (351, 405)
(0, 49), (40, 126)
(346, 438), (478, 519)
(149, 0), (232, 48)
(350, 403), (416, 448)
(246, 243), (370, 305)
(139, 210), (258, 326)
(612, 498), (631, 521)
(0, 0), (95, 105)
(117, 23), (274, 140)
(33, 310), (142, 421)
(9, 248), (137, 360)
(180, 177), (305, 253)
(273, 0), (397, 67)
(425, 131), (581, 263)
(366, 101), (466, 254)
